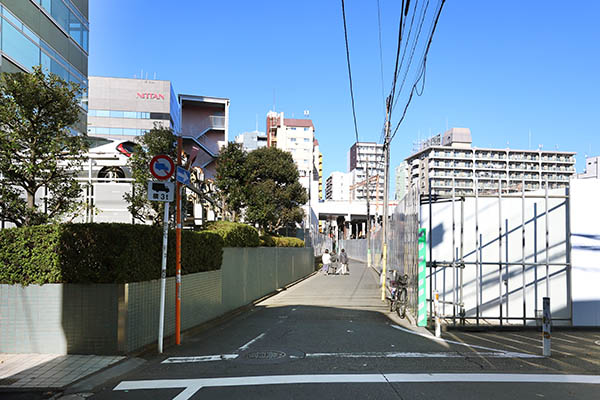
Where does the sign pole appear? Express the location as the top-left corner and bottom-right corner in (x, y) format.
(175, 136), (183, 345)
(418, 228), (427, 326)
(158, 201), (170, 353)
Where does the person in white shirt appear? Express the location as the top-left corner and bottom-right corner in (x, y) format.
(321, 249), (332, 275)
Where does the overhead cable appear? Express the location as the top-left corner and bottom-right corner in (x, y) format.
(341, 0), (360, 144)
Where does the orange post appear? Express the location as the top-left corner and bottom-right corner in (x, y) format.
(175, 136), (182, 345)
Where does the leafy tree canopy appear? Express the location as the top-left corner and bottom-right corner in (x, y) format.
(123, 124), (176, 224)
(0, 67), (87, 227)
(215, 142), (248, 218)
(216, 145), (307, 233)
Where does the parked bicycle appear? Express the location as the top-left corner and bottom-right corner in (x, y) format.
(389, 272), (409, 318)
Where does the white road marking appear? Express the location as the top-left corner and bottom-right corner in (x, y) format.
(114, 373), (600, 399)
(238, 332), (266, 351)
(164, 350), (541, 364)
(162, 355), (238, 364)
(390, 325), (541, 358)
(299, 351), (540, 359)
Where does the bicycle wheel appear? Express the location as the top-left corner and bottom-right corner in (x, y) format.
(396, 288), (408, 319)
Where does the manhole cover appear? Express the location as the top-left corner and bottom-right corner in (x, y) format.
(245, 350), (286, 360)
(236, 348), (305, 365)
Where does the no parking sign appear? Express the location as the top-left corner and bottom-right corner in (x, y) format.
(149, 155), (175, 180)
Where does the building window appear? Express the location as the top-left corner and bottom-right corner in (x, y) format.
(38, 0), (90, 52)
(1, 19), (40, 70)
(0, 6), (88, 109)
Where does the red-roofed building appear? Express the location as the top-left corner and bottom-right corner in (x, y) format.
(266, 111), (320, 227)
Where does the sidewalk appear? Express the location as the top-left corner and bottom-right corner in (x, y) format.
(0, 259), (387, 392)
(0, 354), (124, 390)
(261, 258), (387, 312)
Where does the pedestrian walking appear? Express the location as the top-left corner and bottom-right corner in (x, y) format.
(320, 249), (332, 275)
(338, 249), (349, 275)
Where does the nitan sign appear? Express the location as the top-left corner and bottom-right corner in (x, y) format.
(137, 92), (165, 100)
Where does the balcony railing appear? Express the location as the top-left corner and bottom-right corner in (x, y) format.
(183, 115), (225, 138)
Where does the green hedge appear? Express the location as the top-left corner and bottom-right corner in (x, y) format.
(0, 223), (224, 285)
(259, 235), (305, 247)
(203, 221), (259, 247)
(259, 235), (276, 247)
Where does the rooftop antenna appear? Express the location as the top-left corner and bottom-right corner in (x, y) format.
(304, 110), (310, 118)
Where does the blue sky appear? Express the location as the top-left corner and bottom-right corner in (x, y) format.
(90, 0), (600, 196)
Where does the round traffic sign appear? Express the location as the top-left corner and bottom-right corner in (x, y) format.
(149, 155), (175, 180)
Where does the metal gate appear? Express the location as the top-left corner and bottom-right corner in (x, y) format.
(389, 181), (572, 327)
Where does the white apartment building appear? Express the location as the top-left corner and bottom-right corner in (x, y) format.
(347, 142), (385, 201)
(405, 128), (576, 196)
(266, 111), (317, 199)
(325, 171), (351, 201)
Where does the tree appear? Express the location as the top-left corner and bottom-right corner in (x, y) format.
(215, 142), (248, 220)
(123, 124), (176, 224)
(0, 67), (87, 227)
(215, 145), (307, 233)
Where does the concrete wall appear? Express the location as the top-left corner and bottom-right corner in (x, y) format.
(0, 247), (313, 354)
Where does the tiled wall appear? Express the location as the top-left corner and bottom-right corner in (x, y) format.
(1, 247), (313, 354)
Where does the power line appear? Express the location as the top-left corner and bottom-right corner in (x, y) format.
(389, 0), (446, 143)
(388, 0), (408, 113)
(390, 0), (420, 113)
(341, 0), (360, 144)
(376, 0), (386, 116)
(392, 0), (429, 113)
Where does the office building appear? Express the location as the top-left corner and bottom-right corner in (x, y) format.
(234, 130), (267, 151)
(0, 0), (89, 133)
(179, 94), (229, 179)
(347, 142), (385, 201)
(87, 76), (180, 139)
(405, 127), (576, 196)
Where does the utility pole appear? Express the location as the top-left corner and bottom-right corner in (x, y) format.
(381, 95), (391, 301)
(366, 153), (371, 269)
(175, 135), (182, 345)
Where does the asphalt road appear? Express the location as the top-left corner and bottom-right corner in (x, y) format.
(85, 260), (600, 400)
